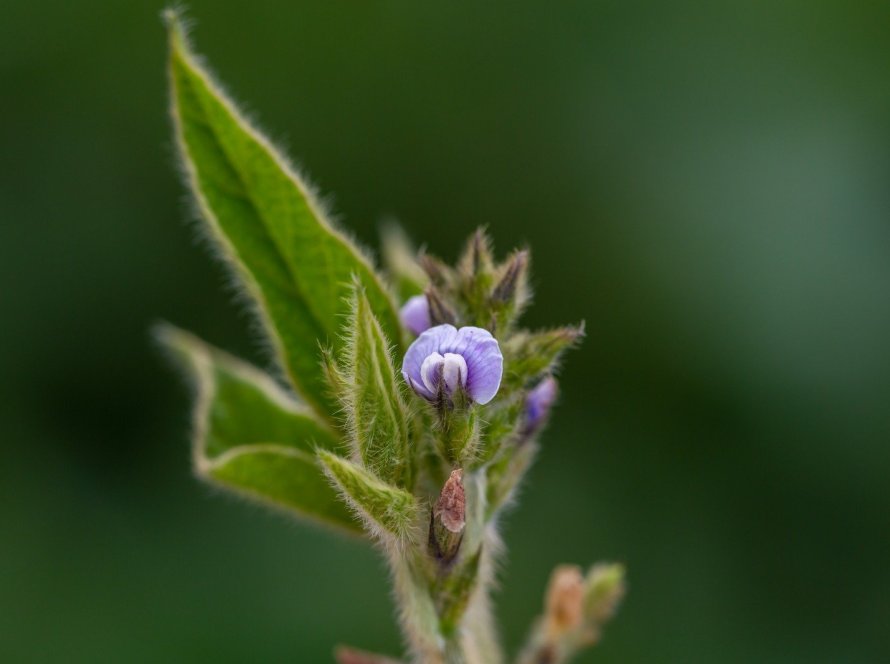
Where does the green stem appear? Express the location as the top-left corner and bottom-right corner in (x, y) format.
(390, 476), (505, 664)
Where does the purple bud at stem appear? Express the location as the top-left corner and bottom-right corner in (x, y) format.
(524, 376), (558, 434)
(399, 294), (432, 336)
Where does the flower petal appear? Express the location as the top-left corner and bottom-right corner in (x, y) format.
(442, 353), (468, 393)
(451, 327), (503, 405)
(402, 324), (502, 404)
(402, 324), (458, 395)
(421, 352), (445, 394)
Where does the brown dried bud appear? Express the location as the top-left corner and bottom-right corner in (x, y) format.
(435, 469), (466, 533)
(544, 564), (585, 639)
(429, 469), (466, 565)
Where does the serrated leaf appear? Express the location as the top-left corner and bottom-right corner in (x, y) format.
(318, 450), (419, 541)
(157, 324), (362, 535)
(343, 286), (412, 487)
(166, 14), (402, 419)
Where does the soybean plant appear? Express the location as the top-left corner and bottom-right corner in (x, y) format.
(158, 12), (624, 664)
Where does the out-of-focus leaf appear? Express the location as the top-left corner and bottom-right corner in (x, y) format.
(380, 222), (427, 300)
(166, 13), (402, 419)
(157, 324), (362, 535)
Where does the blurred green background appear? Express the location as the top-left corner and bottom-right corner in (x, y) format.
(2, 1), (889, 662)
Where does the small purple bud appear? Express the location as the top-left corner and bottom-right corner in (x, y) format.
(402, 324), (503, 405)
(525, 376), (558, 432)
(399, 294), (432, 335)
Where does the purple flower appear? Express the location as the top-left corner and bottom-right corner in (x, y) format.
(525, 376), (558, 432)
(402, 324), (503, 405)
(400, 294), (432, 336)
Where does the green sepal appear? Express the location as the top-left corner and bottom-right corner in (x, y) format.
(456, 229), (498, 328)
(489, 249), (530, 333)
(341, 286), (413, 488)
(501, 324), (585, 390)
(166, 13), (402, 420)
(156, 324), (362, 535)
(437, 402), (481, 465)
(318, 450), (420, 541)
(485, 442), (538, 518)
(472, 397), (524, 468)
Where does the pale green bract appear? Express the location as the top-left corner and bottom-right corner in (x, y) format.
(159, 11), (623, 664)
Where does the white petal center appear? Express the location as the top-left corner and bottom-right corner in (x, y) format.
(420, 352), (445, 394)
(441, 353), (468, 394)
(420, 351), (468, 395)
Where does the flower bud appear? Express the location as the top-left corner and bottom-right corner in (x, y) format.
(418, 252), (453, 287)
(583, 563), (625, 624)
(491, 249), (528, 304)
(459, 227), (495, 276)
(523, 376), (558, 436)
(425, 287), (457, 327)
(399, 294), (432, 335)
(544, 564), (585, 639)
(429, 469), (466, 565)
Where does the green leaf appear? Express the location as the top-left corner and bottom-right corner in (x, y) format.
(380, 222), (427, 301)
(166, 14), (402, 419)
(342, 286), (412, 487)
(318, 450), (419, 541)
(157, 324), (362, 535)
(206, 445), (362, 535)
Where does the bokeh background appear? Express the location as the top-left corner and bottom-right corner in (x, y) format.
(2, 1), (889, 662)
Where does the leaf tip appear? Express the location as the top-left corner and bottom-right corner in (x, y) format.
(162, 5), (197, 63)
